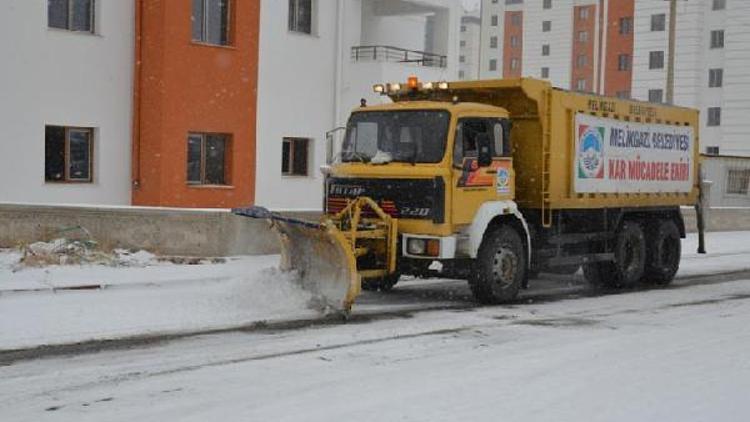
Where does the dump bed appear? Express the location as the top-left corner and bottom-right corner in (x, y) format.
(394, 78), (701, 214)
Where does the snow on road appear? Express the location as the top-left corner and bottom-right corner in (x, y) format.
(1, 231), (750, 351)
(1, 273), (749, 421)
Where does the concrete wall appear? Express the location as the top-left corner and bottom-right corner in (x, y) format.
(0, 0), (134, 205)
(0, 204), (282, 257)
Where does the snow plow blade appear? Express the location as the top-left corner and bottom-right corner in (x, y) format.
(232, 207), (360, 313)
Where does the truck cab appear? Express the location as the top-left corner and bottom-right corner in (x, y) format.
(326, 97), (530, 298)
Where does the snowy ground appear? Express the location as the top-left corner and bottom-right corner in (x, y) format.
(1, 260), (750, 420)
(1, 231), (750, 352)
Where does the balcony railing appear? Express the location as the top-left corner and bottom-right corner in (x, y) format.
(351, 45), (447, 68)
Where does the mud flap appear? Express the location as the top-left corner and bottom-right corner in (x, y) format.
(233, 207), (360, 314)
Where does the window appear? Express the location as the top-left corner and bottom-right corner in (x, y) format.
(616, 91), (630, 99)
(454, 118), (507, 164)
(490, 36), (498, 48)
(459, 55), (466, 63)
(648, 89), (664, 103)
(511, 14), (522, 26)
(192, 0), (231, 45)
(706, 146), (720, 155)
(541, 67), (550, 78)
(510, 58), (520, 70)
(45, 126), (93, 183)
(542, 20), (551, 32)
(619, 17), (633, 35)
(510, 35), (520, 47)
(48, 0), (95, 33)
(578, 7), (589, 20)
(491, 15), (498, 26)
(289, 0), (313, 34)
(709, 68), (724, 87)
(651, 14), (666, 31)
(282, 138), (310, 176)
(460, 40), (467, 47)
(489, 59), (498, 71)
(543, 0), (552, 9)
(343, 112), (450, 164)
(542, 44), (550, 56)
(618, 54), (631, 71)
(576, 54), (587, 68)
(461, 25), (467, 32)
(707, 107), (722, 126)
(576, 79), (586, 91)
(726, 170), (750, 195)
(713, 0), (726, 11)
(710, 30), (725, 49)
(649, 51), (664, 69)
(577, 30), (589, 42)
(187, 133), (230, 185)
(459, 70), (465, 79)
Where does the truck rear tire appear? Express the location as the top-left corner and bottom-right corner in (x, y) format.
(584, 220), (646, 288)
(643, 220), (681, 286)
(469, 225), (526, 304)
(362, 273), (400, 292)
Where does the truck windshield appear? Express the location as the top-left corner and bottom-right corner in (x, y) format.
(342, 110), (450, 164)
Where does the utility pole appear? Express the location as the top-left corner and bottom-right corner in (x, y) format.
(666, 0), (678, 104)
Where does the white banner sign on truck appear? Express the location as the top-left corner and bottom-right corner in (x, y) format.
(574, 114), (694, 194)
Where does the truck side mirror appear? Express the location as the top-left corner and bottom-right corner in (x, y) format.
(477, 133), (492, 167)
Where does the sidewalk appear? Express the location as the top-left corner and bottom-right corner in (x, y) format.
(1, 231), (750, 352)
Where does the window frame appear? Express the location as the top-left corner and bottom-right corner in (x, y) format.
(710, 30), (725, 49)
(187, 132), (231, 186)
(709, 68), (724, 88)
(648, 89), (664, 104)
(192, 0), (233, 46)
(289, 0), (315, 35)
(712, 0), (726, 11)
(618, 54), (631, 71)
(707, 107), (722, 127)
(649, 51), (665, 69)
(282, 137), (311, 177)
(726, 169), (750, 196)
(542, 20), (551, 32)
(542, 44), (550, 56)
(48, 0), (96, 34)
(45, 125), (94, 184)
(651, 13), (666, 32)
(619, 16), (633, 35)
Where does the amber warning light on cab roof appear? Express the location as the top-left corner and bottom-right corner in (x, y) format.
(373, 76), (450, 96)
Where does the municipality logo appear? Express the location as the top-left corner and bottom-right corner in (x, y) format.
(578, 125), (605, 179)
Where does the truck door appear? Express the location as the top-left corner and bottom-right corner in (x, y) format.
(451, 117), (514, 225)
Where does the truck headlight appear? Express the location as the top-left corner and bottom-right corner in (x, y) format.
(407, 239), (426, 255)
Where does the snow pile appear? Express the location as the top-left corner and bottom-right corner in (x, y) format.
(10, 239), (162, 270)
(19, 238), (110, 268)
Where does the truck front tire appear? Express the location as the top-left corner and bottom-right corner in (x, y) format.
(643, 220), (681, 285)
(469, 225), (526, 304)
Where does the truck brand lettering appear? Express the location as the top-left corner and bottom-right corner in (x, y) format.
(329, 185), (366, 196)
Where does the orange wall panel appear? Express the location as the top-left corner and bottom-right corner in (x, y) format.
(571, 5), (596, 92)
(604, 0), (634, 97)
(132, 0), (260, 208)
(503, 11), (523, 78)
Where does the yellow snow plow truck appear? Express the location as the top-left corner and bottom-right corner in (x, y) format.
(234, 77), (705, 313)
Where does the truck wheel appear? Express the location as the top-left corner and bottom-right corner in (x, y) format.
(583, 221), (646, 289)
(362, 273), (400, 292)
(612, 220), (647, 287)
(469, 225), (526, 304)
(643, 220), (681, 285)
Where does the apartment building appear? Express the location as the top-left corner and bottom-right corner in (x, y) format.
(0, 0), (460, 210)
(459, 10), (482, 80)
(0, 0), (134, 205)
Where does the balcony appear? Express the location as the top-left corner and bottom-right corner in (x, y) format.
(351, 45), (447, 68)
